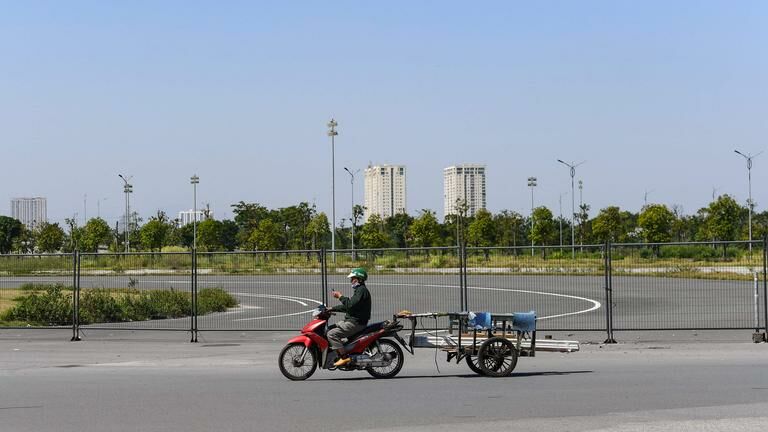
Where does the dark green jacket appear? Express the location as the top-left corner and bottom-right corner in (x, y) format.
(331, 283), (371, 324)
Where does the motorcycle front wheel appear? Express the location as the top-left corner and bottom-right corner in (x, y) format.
(366, 338), (404, 379)
(278, 342), (317, 381)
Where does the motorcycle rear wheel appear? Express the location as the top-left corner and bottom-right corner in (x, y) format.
(366, 339), (404, 379)
(279, 342), (317, 381)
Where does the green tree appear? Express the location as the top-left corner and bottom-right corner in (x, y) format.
(466, 209), (495, 247)
(359, 215), (390, 249)
(385, 213), (414, 248)
(219, 220), (239, 251)
(638, 204), (675, 254)
(80, 218), (112, 252)
(197, 219), (223, 251)
(246, 219), (282, 251)
(0, 216), (23, 254)
(35, 222), (65, 253)
(231, 201), (270, 246)
(140, 219), (170, 252)
(577, 203), (591, 245)
(408, 210), (441, 248)
(493, 210), (524, 248)
(592, 206), (629, 242)
(530, 206), (556, 253)
(306, 212), (331, 249)
(701, 194), (743, 256)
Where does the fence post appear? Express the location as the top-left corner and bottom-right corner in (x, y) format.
(190, 249), (198, 343)
(71, 252), (81, 341)
(321, 249), (328, 306)
(459, 245), (467, 311)
(603, 241), (616, 344)
(763, 236), (768, 342)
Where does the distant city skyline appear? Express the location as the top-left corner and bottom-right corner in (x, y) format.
(2, 2), (766, 226)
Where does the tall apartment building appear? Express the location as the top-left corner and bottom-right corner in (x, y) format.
(364, 164), (407, 222)
(178, 209), (214, 226)
(443, 164), (487, 217)
(10, 197), (47, 228)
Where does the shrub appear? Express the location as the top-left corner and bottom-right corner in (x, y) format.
(79, 289), (122, 324)
(146, 289), (191, 318)
(1, 284), (73, 326)
(197, 288), (238, 315)
(19, 283), (73, 292)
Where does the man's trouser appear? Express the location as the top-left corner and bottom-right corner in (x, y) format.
(327, 320), (366, 351)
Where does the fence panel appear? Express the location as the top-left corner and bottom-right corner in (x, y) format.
(327, 248), (462, 330)
(610, 241), (766, 330)
(465, 245), (607, 331)
(195, 250), (323, 331)
(77, 253), (193, 331)
(0, 254), (75, 329)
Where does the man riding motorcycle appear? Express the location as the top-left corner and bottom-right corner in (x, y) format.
(327, 267), (371, 367)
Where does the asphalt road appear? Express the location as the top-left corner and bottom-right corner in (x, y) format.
(1, 332), (767, 432)
(2, 274), (764, 333)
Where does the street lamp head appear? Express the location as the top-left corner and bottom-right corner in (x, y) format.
(190, 174), (200, 185)
(327, 119), (338, 136)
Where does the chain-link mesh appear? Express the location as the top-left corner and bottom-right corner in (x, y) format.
(611, 241), (766, 330)
(465, 245), (607, 331)
(2, 241), (766, 336)
(78, 253), (193, 331)
(195, 250), (323, 331)
(327, 248), (462, 329)
(0, 254), (75, 329)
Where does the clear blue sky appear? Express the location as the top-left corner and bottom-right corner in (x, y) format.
(2, 1), (766, 227)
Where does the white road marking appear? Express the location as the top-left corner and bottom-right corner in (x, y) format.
(229, 294), (323, 321)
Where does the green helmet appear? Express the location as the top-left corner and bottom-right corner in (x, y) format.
(347, 267), (368, 282)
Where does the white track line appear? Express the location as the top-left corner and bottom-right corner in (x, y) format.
(231, 294), (323, 321)
(220, 282), (600, 323)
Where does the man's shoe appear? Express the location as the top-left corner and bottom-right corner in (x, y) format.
(333, 357), (352, 367)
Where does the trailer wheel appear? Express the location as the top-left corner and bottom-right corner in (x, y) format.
(478, 337), (518, 377)
(465, 354), (500, 376)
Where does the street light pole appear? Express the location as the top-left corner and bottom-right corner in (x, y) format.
(527, 177), (537, 256)
(118, 174), (133, 252)
(191, 175), (199, 251)
(559, 192), (568, 247)
(327, 119), (338, 261)
(558, 159), (585, 259)
(578, 180), (584, 251)
(344, 167), (360, 260)
(735, 150), (762, 252)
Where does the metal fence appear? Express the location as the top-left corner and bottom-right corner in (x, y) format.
(0, 240), (766, 342)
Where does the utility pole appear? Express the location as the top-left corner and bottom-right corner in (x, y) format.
(327, 119), (338, 261)
(557, 159), (585, 259)
(528, 177), (537, 256)
(735, 150), (762, 253)
(118, 174), (133, 252)
(344, 167), (360, 260)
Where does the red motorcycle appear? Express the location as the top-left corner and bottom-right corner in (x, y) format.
(278, 306), (408, 380)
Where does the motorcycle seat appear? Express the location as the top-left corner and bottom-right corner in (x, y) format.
(346, 321), (385, 341)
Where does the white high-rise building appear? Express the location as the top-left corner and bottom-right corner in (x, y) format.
(178, 209), (213, 226)
(444, 164), (487, 217)
(364, 164), (407, 222)
(10, 197), (47, 228)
